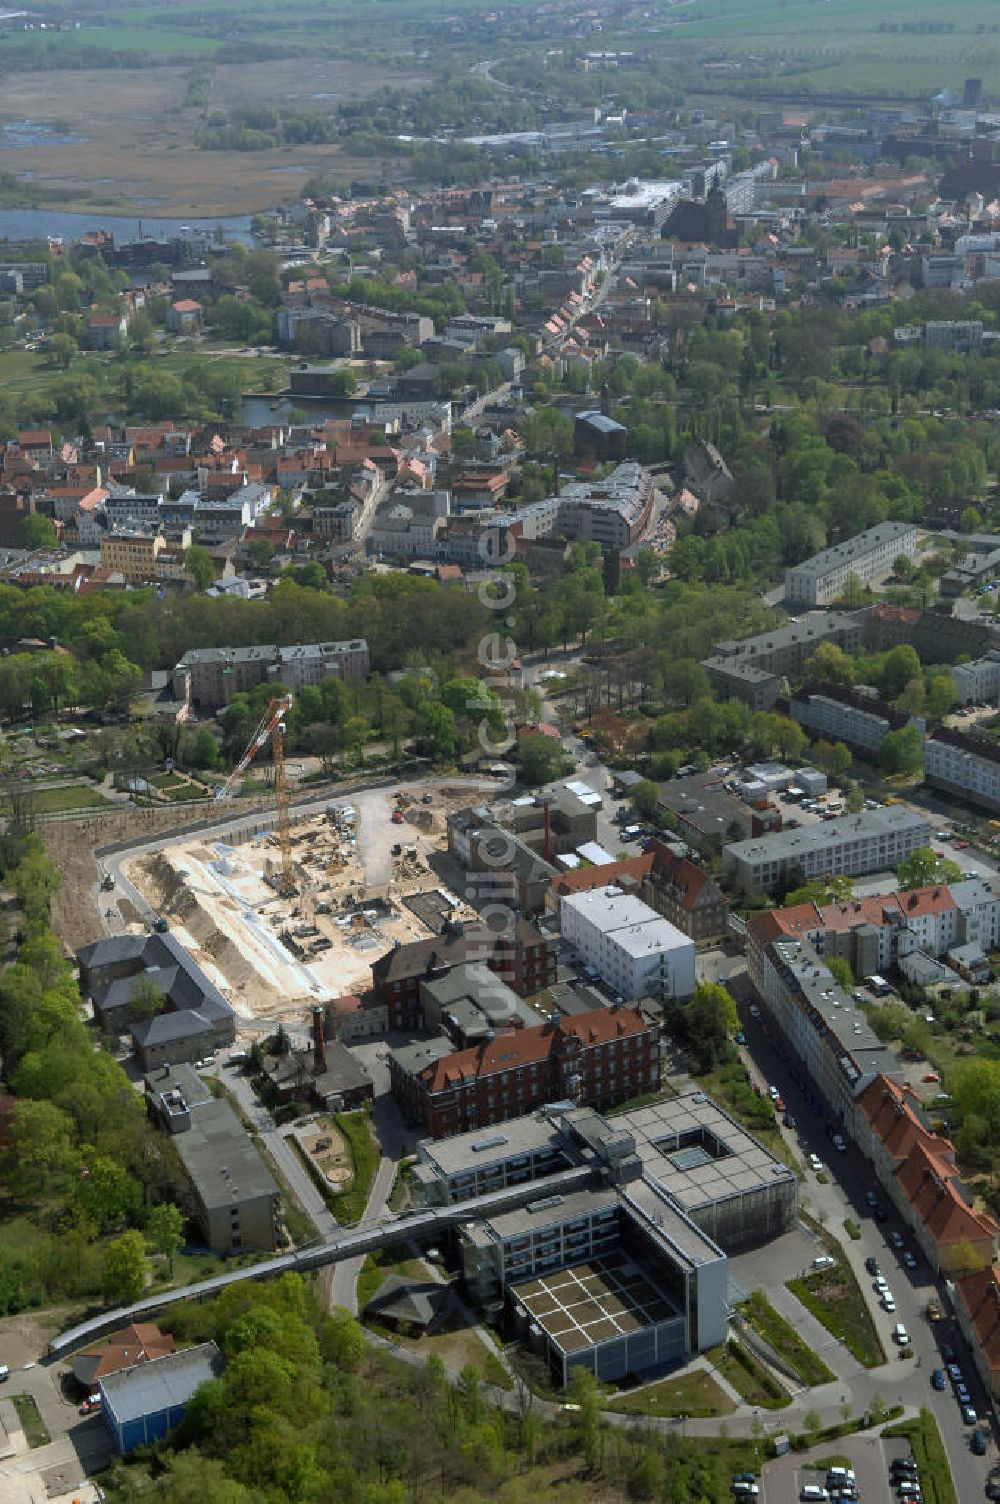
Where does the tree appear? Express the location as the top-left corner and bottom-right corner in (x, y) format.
(879, 724), (924, 775)
(517, 732), (565, 786)
(826, 956), (854, 990)
(19, 514), (57, 550)
(102, 1228), (148, 1304)
(49, 332), (77, 370)
(10, 847), (60, 922)
(129, 974), (165, 1021)
(147, 1202), (184, 1276)
(190, 727), (220, 769)
(949, 1237), (990, 1278)
(805, 641), (856, 686)
(630, 778), (660, 820)
(896, 846), (962, 890)
(2, 1099), (78, 1195)
(185, 545), (215, 591)
(245, 538), (275, 570)
(880, 644), (922, 698)
(674, 982), (740, 1072)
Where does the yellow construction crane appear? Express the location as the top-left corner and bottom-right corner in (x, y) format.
(215, 692), (295, 895)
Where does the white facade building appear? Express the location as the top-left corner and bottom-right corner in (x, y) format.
(925, 728), (1000, 815)
(723, 806), (930, 896)
(559, 885), (695, 1001)
(784, 522), (919, 608)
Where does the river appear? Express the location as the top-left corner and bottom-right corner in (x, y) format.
(0, 208), (255, 245)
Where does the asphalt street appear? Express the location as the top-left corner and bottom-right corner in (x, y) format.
(734, 1000), (995, 1502)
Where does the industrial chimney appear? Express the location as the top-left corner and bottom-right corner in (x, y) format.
(312, 1006), (327, 1074)
(542, 800), (553, 865)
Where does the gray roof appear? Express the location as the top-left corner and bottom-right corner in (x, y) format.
(99, 1342), (223, 1425)
(724, 805), (929, 865)
(173, 1099), (278, 1211)
(788, 521), (916, 582)
(132, 1009), (215, 1045)
(576, 409), (627, 434)
(391, 1037), (455, 1076)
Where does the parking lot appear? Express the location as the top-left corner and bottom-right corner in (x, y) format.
(761, 1435), (911, 1504)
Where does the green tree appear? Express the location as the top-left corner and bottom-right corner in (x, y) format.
(826, 956), (854, 990)
(2, 1099), (78, 1195)
(103, 1228), (148, 1304)
(630, 778), (660, 820)
(10, 848), (60, 922)
(49, 332), (77, 370)
(19, 514), (57, 550)
(517, 732), (565, 786)
(184, 545), (216, 591)
(879, 724), (924, 775)
(245, 538), (275, 570)
(191, 727), (220, 769)
(805, 641), (856, 685)
(147, 1202), (184, 1276)
(896, 846), (962, 889)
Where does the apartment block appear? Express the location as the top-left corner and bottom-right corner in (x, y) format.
(951, 649), (1000, 704)
(100, 529), (165, 583)
(172, 639), (370, 708)
(784, 522), (919, 608)
(559, 885), (696, 1001)
(369, 920), (556, 1030)
(925, 726), (1000, 815)
(723, 806), (931, 896)
(746, 922), (902, 1126)
(789, 679), (923, 759)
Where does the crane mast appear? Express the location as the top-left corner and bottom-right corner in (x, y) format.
(215, 692), (295, 896)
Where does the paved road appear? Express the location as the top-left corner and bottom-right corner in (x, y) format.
(736, 1003), (996, 1501)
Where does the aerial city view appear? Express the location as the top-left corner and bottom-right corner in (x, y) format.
(6, 0), (1000, 1501)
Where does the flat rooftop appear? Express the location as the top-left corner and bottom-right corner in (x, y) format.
(483, 1184), (620, 1240)
(419, 1115), (564, 1179)
(173, 1099), (279, 1211)
(725, 805), (929, 864)
(513, 1252), (680, 1355)
(612, 1092), (796, 1214)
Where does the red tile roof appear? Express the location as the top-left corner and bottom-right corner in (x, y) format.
(418, 1006), (650, 1092)
(955, 1266), (1000, 1373)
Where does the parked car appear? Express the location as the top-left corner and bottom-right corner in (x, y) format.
(832, 1133), (847, 1153)
(972, 1427), (987, 1455)
(930, 1368), (946, 1391)
(902, 1251), (917, 1270)
(962, 1405), (978, 1425)
(865, 1256), (880, 1276)
(79, 1394), (101, 1414)
(808, 1153), (823, 1172)
(889, 1230), (904, 1249)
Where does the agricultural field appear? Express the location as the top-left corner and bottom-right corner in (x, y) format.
(668, 0), (1000, 99)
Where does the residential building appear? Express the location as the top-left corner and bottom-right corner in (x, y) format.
(172, 639), (370, 708)
(702, 610), (866, 708)
(420, 962), (541, 1046)
(759, 880), (1000, 978)
(100, 529), (165, 583)
(77, 931), (236, 1069)
(559, 885), (696, 1001)
(925, 726), (1000, 814)
(100, 1343), (224, 1455)
(784, 522), (919, 608)
(746, 922), (902, 1125)
(853, 1075), (997, 1275)
(789, 679), (924, 759)
(389, 1005), (661, 1139)
(723, 806), (931, 896)
(683, 438), (734, 508)
(640, 841), (730, 943)
(952, 649), (1000, 704)
(166, 299), (203, 332)
(146, 1063), (281, 1255)
(954, 1266), (1000, 1402)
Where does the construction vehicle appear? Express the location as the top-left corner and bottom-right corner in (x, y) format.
(215, 692), (295, 896)
(100, 872), (115, 891)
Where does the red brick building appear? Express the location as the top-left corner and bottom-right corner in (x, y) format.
(370, 920), (555, 1030)
(389, 1005), (660, 1139)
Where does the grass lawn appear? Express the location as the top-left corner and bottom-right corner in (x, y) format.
(330, 1110), (379, 1224)
(27, 783), (111, 813)
(707, 1339), (789, 1410)
(787, 1264), (885, 1369)
(608, 1367), (736, 1419)
(883, 1409), (957, 1504)
(11, 1394), (50, 1448)
(741, 1292), (836, 1388)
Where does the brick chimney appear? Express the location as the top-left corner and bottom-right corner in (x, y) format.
(312, 1006), (327, 1074)
(543, 800), (553, 865)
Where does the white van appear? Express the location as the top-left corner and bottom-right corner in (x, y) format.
(0, 1365), (8, 1383)
(732, 1485), (760, 1498)
(893, 1322), (910, 1345)
(800, 1488), (829, 1503)
(826, 1468), (855, 1485)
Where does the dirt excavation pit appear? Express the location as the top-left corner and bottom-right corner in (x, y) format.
(121, 788), (481, 1030)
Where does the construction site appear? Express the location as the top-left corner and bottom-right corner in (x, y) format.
(120, 782), (483, 1030)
